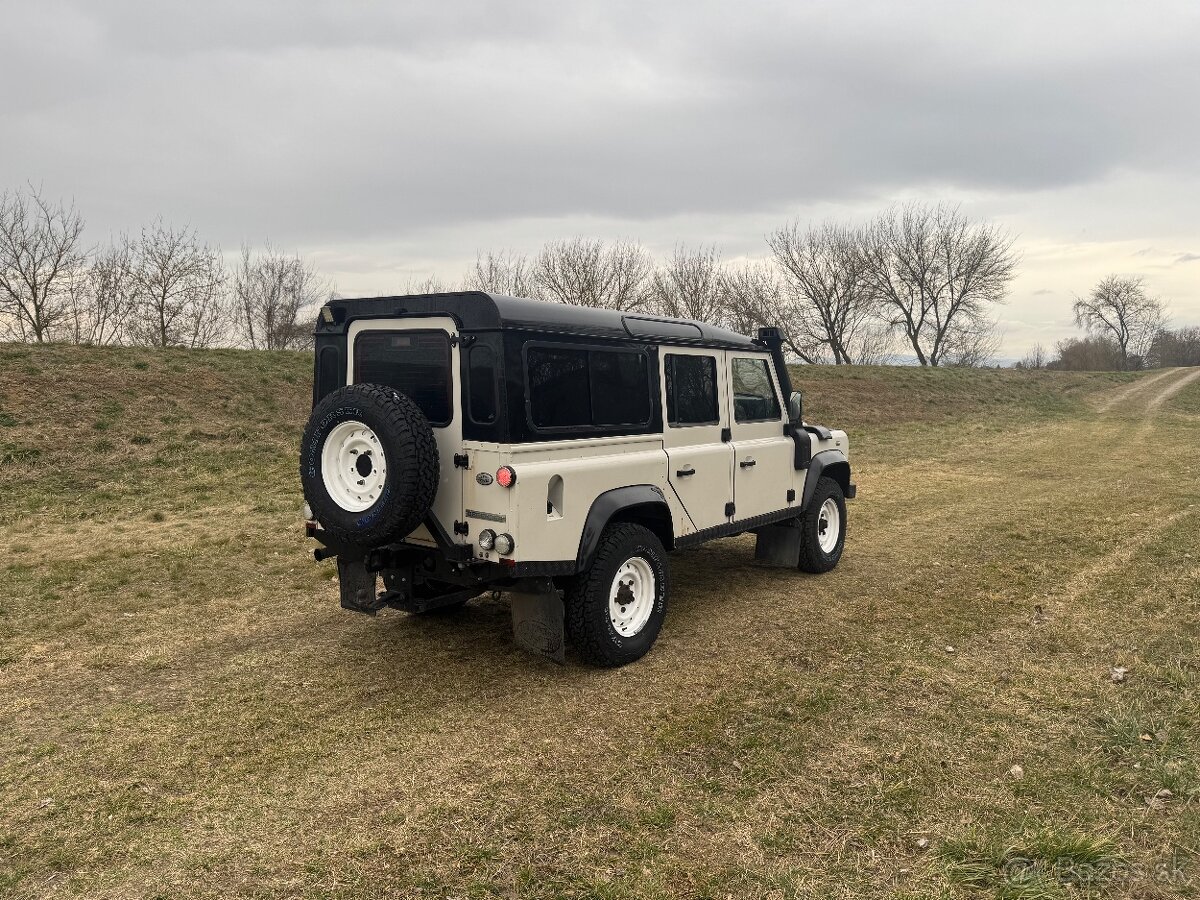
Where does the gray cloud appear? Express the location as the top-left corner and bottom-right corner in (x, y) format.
(2, 0), (1198, 350)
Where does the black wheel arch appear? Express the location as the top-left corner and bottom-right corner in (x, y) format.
(576, 485), (674, 570)
(801, 450), (852, 511)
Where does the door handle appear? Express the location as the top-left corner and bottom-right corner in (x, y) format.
(739, 458), (757, 468)
(676, 467), (696, 477)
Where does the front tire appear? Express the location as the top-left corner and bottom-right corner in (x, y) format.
(797, 476), (847, 573)
(565, 523), (669, 667)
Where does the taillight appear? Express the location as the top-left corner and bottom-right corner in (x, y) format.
(496, 466), (517, 488)
(494, 533), (515, 555)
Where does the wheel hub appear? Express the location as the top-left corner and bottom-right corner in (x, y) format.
(608, 556), (656, 638)
(321, 420), (388, 513)
(817, 497), (840, 553)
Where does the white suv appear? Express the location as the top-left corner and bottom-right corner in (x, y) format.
(301, 292), (854, 666)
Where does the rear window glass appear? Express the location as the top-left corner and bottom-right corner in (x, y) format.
(665, 354), (719, 426)
(354, 330), (452, 426)
(527, 345), (652, 430)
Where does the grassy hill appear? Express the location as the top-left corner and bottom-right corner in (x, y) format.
(0, 342), (1128, 522)
(1, 344), (1197, 899)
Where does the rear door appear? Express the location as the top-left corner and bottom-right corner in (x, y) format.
(661, 349), (734, 533)
(346, 317), (465, 549)
(727, 353), (796, 521)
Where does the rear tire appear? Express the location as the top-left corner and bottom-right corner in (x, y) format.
(797, 476), (847, 573)
(564, 523), (669, 667)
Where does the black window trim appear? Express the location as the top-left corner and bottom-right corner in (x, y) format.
(664, 352), (721, 429)
(522, 340), (656, 434)
(730, 354), (784, 425)
(352, 327), (455, 428)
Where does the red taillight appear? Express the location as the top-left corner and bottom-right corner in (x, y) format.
(496, 466), (517, 488)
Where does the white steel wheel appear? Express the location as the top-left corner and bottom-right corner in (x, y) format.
(608, 556), (656, 638)
(320, 420), (388, 513)
(816, 497), (841, 553)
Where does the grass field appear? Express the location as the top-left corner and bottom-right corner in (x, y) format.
(2, 344), (1199, 899)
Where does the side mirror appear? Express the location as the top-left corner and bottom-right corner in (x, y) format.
(787, 391), (804, 426)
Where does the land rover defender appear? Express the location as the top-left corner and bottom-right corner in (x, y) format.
(301, 292), (854, 666)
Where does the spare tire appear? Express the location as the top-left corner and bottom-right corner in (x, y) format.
(301, 384), (439, 548)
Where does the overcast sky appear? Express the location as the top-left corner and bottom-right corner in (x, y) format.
(3, 0), (1197, 356)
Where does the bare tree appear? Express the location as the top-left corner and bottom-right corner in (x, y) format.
(127, 220), (229, 349)
(716, 262), (776, 335)
(234, 243), (329, 350)
(1015, 342), (1048, 369)
(647, 244), (728, 324)
(65, 237), (137, 345)
(768, 220), (880, 364)
(860, 202), (1016, 366)
(401, 275), (451, 294)
(534, 238), (651, 310)
(1148, 326), (1200, 368)
(0, 184), (88, 342)
(1049, 335), (1124, 371)
(464, 250), (539, 298)
(1073, 275), (1165, 370)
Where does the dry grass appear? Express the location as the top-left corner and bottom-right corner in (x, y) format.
(2, 345), (1199, 899)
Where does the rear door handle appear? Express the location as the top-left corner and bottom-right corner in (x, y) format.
(676, 467), (696, 477)
(739, 458), (757, 468)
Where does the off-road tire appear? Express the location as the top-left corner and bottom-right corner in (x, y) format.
(301, 384), (439, 548)
(797, 476), (846, 574)
(564, 523), (669, 667)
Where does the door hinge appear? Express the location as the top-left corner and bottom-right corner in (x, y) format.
(725, 501), (736, 518)
(721, 427), (732, 443)
(453, 452), (469, 468)
(453, 520), (469, 536)
(786, 488), (796, 502)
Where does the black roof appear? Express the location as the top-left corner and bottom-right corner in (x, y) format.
(318, 291), (762, 351)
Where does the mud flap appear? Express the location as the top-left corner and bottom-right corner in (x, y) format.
(754, 519), (803, 568)
(509, 578), (565, 664)
(337, 555), (382, 614)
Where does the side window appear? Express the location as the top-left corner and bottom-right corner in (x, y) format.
(315, 345), (342, 403)
(467, 345), (498, 424)
(592, 351), (651, 426)
(528, 346), (591, 428)
(665, 354), (719, 426)
(526, 345), (653, 431)
(731, 357), (782, 423)
(354, 330), (453, 426)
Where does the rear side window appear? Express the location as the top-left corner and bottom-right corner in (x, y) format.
(354, 330), (452, 426)
(528, 346), (590, 428)
(592, 352), (651, 426)
(315, 345), (342, 404)
(527, 345), (652, 431)
(665, 354), (719, 426)
(731, 356), (782, 422)
(468, 345), (498, 424)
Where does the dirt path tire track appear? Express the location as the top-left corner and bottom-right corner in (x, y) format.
(1096, 367), (1180, 412)
(1145, 365), (1200, 412)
